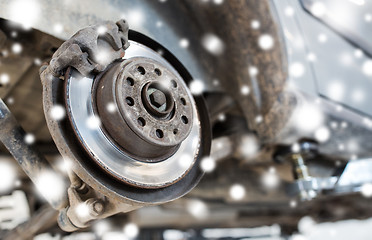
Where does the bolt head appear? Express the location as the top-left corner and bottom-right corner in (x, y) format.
(149, 89), (167, 109)
(91, 201), (104, 215)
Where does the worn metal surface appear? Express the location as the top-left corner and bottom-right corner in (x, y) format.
(95, 57), (193, 161)
(41, 22), (211, 207)
(0, 98), (68, 209)
(47, 19), (129, 77)
(65, 50), (201, 188)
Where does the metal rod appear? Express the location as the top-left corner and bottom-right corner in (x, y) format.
(0, 98), (67, 210)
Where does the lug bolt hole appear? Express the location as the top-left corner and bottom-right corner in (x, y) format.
(137, 66), (146, 75)
(137, 117), (146, 127)
(181, 116), (188, 124)
(126, 77), (134, 86)
(156, 129), (164, 138)
(154, 68), (162, 76)
(180, 98), (187, 105)
(126, 97), (134, 106)
(173, 129), (178, 135)
(171, 80), (177, 88)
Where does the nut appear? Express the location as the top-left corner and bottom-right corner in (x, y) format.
(149, 88), (167, 109)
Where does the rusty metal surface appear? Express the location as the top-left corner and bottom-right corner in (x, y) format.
(95, 57), (193, 161)
(41, 27), (211, 204)
(147, 0), (291, 143)
(48, 19), (129, 77)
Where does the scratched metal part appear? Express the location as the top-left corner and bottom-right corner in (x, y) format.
(65, 41), (201, 188)
(94, 57), (194, 162)
(41, 28), (210, 204)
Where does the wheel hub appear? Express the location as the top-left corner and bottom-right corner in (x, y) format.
(95, 57), (193, 162)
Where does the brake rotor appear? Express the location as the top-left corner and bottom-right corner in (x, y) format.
(43, 30), (211, 202)
(65, 41), (200, 188)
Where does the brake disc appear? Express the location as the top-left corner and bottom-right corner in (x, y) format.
(65, 41), (200, 188)
(41, 26), (210, 207)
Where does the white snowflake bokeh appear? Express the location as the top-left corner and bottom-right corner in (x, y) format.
(201, 33), (225, 55)
(49, 105), (66, 121)
(0, 160), (17, 193)
(229, 184), (246, 201)
(258, 34), (274, 50)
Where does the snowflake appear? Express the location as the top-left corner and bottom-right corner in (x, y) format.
(289, 200), (297, 208)
(200, 156), (216, 173)
(327, 81), (345, 101)
(12, 43), (22, 54)
(106, 102), (116, 113)
(123, 223), (139, 238)
(9, 0), (40, 29)
(318, 34), (328, 43)
(11, 31), (17, 38)
(362, 60), (372, 76)
(0, 73), (10, 85)
(93, 220), (112, 237)
(35, 170), (66, 203)
(86, 115), (101, 130)
(7, 97), (14, 105)
(187, 199), (209, 219)
(255, 115), (263, 123)
(314, 126), (331, 142)
(229, 184), (246, 200)
(258, 34), (274, 50)
(179, 38), (190, 48)
(251, 20), (260, 29)
(241, 85), (250, 95)
(365, 14), (372, 22)
(289, 62), (305, 78)
(178, 154), (193, 168)
(218, 113), (226, 121)
(248, 66), (259, 77)
(239, 134), (259, 158)
(156, 21), (163, 28)
(0, 161), (16, 193)
(75, 202), (90, 218)
(307, 53), (317, 62)
(49, 105), (66, 121)
(24, 133), (36, 145)
(261, 167), (280, 189)
(352, 88), (365, 103)
(285, 6), (295, 17)
(189, 79), (205, 95)
(54, 23), (63, 34)
(354, 49), (363, 58)
(213, 0), (224, 5)
(310, 2), (327, 17)
(361, 183), (372, 197)
(293, 102), (324, 132)
(298, 216), (316, 234)
(201, 33), (225, 55)
(127, 10), (145, 30)
(97, 26), (107, 35)
(34, 58), (42, 65)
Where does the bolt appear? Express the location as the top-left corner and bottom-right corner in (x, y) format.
(87, 200), (105, 217)
(93, 201), (104, 214)
(149, 88), (167, 110)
